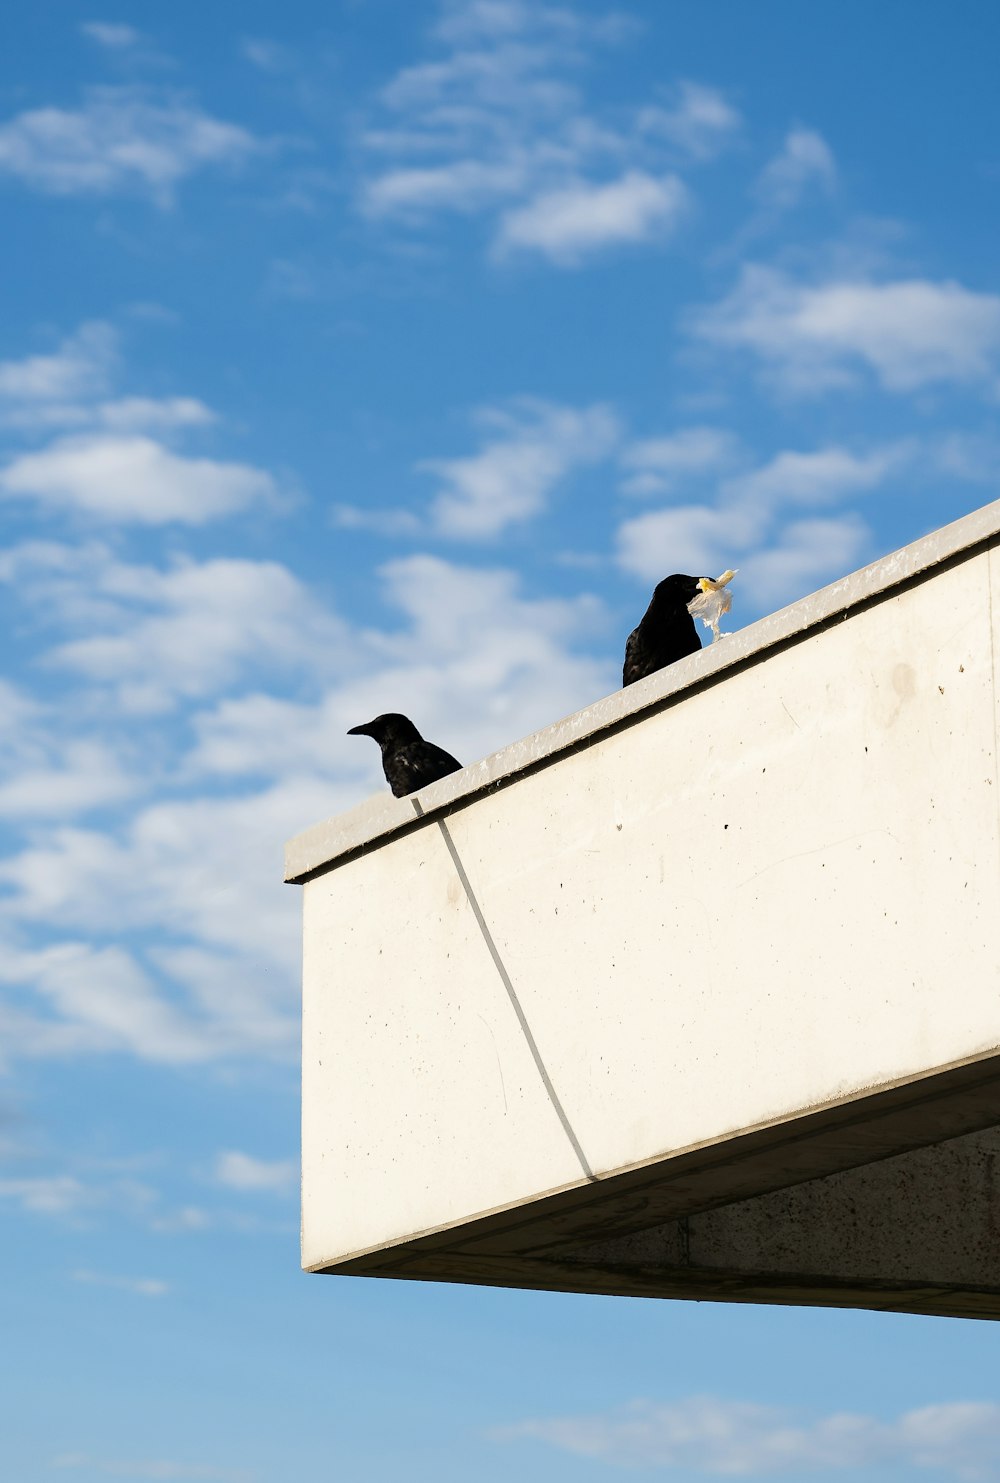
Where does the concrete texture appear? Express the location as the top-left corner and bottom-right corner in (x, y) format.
(290, 499), (1000, 1317)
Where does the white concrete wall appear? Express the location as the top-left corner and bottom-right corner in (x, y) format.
(294, 505), (1000, 1274)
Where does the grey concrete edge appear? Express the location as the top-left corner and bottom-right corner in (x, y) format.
(286, 497), (1000, 884)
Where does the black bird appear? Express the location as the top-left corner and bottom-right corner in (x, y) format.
(623, 573), (707, 687)
(347, 713), (463, 798)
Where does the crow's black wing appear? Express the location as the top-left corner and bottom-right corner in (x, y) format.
(623, 624), (649, 686)
(623, 614), (700, 688)
(385, 740), (463, 797)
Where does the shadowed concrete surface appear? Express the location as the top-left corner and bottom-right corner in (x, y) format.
(288, 499), (1000, 1317)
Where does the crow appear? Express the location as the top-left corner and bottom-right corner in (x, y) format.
(623, 573), (708, 687)
(347, 713), (463, 798)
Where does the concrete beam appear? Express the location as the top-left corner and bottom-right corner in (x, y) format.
(289, 499), (1000, 1317)
(550, 1128), (1000, 1317)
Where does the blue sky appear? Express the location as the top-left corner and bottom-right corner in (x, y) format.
(1, 2), (999, 1479)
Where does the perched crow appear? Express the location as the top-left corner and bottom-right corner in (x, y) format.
(347, 713), (463, 798)
(623, 573), (708, 687)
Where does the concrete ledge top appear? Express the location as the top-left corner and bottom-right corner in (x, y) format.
(285, 497), (1000, 884)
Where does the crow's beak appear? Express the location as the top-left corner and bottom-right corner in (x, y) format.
(347, 723), (372, 737)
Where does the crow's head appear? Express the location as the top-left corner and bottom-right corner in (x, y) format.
(652, 574), (707, 607)
(347, 713), (421, 747)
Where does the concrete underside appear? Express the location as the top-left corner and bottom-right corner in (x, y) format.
(318, 1058), (1000, 1319)
(290, 501), (1000, 1318)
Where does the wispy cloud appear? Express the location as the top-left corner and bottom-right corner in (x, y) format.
(433, 0), (637, 47)
(363, 158), (527, 218)
(339, 397), (622, 539)
(616, 440), (905, 608)
(620, 426), (742, 496)
(637, 80), (743, 161)
(0, 321), (281, 523)
(0, 87), (257, 204)
(214, 1151), (296, 1193)
(0, 737), (137, 819)
(53, 1454), (253, 1481)
(0, 942), (225, 1064)
(496, 170), (687, 264)
(0, 543), (344, 711)
(745, 515), (871, 609)
(722, 444), (906, 511)
(0, 502), (614, 1071)
(80, 21), (143, 51)
(694, 265), (1000, 394)
(0, 321), (117, 404)
(494, 1395), (1000, 1477)
(935, 431), (1000, 484)
(0, 1173), (93, 1214)
(0, 434), (280, 524)
(359, 2), (738, 264)
(72, 1268), (170, 1297)
(420, 398), (620, 536)
(755, 127), (837, 207)
(240, 37), (290, 73)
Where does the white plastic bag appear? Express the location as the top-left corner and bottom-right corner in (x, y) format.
(687, 569), (737, 642)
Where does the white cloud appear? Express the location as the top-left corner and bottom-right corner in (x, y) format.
(214, 1151), (296, 1193)
(934, 431), (1000, 484)
(360, 7), (733, 266)
(421, 399), (620, 537)
(756, 127), (837, 207)
(620, 426), (742, 495)
(53, 1455), (252, 1481)
(617, 503), (764, 586)
(0, 800), (308, 1064)
(40, 551), (344, 709)
(72, 1268), (169, 1297)
(496, 171), (687, 264)
(0, 673), (141, 824)
(0, 739), (137, 819)
(0, 321), (278, 526)
(615, 438), (903, 607)
(0, 545), (617, 1072)
(0, 88), (257, 204)
(0, 1173), (92, 1214)
(0, 321), (117, 403)
(185, 552), (615, 789)
(0, 942), (223, 1064)
(637, 81), (743, 160)
(722, 444), (906, 511)
(331, 502), (422, 538)
(695, 265), (1000, 394)
(495, 1395), (1000, 1478)
(150, 946), (301, 1061)
(0, 677), (43, 736)
(240, 37), (290, 71)
(186, 693), (348, 779)
(0, 504), (618, 1072)
(96, 397), (216, 431)
(80, 22), (142, 50)
(433, 1), (620, 46)
(373, 34), (578, 128)
(0, 390), (210, 437)
(0, 321), (280, 522)
(740, 514), (870, 609)
(363, 158), (527, 217)
(0, 433), (279, 524)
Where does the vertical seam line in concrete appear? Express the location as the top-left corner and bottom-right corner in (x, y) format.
(411, 798), (597, 1183)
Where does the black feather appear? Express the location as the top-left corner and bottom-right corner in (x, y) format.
(623, 574), (705, 687)
(347, 713), (463, 798)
